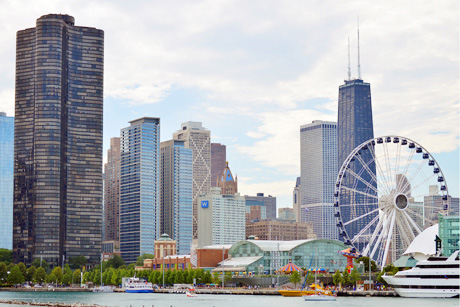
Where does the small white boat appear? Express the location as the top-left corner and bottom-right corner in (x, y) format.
(303, 293), (336, 301)
(125, 277), (154, 293)
(186, 288), (197, 297)
(92, 285), (115, 293)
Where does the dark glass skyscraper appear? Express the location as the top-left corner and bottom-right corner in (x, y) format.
(337, 78), (377, 250)
(13, 14), (104, 265)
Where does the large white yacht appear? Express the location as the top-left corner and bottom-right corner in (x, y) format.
(383, 250), (459, 298)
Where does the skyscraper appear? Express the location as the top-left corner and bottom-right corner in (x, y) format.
(337, 45), (376, 249)
(120, 118), (160, 263)
(300, 120), (338, 240)
(217, 162), (238, 195)
(173, 121), (211, 239)
(160, 139), (193, 255)
(0, 112), (14, 250)
(293, 177), (301, 222)
(244, 193), (277, 219)
(13, 14), (103, 265)
(103, 137), (121, 250)
(211, 143), (226, 187)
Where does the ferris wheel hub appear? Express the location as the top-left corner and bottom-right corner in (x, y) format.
(394, 194), (408, 211)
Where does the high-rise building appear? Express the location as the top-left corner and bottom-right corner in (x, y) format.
(278, 207), (295, 221)
(173, 121), (211, 239)
(160, 139), (193, 255)
(337, 60), (376, 250)
(13, 14), (103, 265)
(245, 220), (316, 241)
(120, 118), (160, 263)
(103, 137), (121, 250)
(211, 143), (226, 187)
(300, 120), (338, 240)
(0, 112), (14, 250)
(217, 162), (238, 195)
(197, 187), (245, 247)
(293, 177), (301, 222)
(244, 193), (276, 219)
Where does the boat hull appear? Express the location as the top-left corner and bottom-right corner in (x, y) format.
(278, 290), (333, 297)
(303, 295), (336, 301)
(394, 288), (459, 298)
(125, 289), (154, 293)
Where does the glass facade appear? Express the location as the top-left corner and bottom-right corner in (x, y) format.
(160, 139), (193, 255)
(229, 239), (347, 273)
(337, 79), (377, 251)
(104, 137), (121, 242)
(300, 120), (338, 240)
(120, 118), (160, 263)
(438, 214), (459, 257)
(244, 194), (276, 219)
(0, 113), (14, 249)
(14, 14), (103, 265)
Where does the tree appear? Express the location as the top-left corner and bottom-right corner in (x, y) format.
(83, 272), (90, 284)
(202, 271), (212, 284)
(17, 262), (27, 277)
(136, 253), (155, 266)
(332, 270), (342, 286)
(186, 269), (194, 284)
(107, 254), (125, 269)
(26, 266), (36, 282)
(69, 256), (87, 270)
(0, 249), (12, 264)
(0, 262), (8, 283)
(7, 265), (25, 285)
(350, 268), (361, 285)
(31, 258), (49, 272)
(341, 269), (350, 286)
(51, 267), (63, 283)
(168, 270), (176, 285)
(93, 269), (101, 285)
(355, 256), (377, 272)
(62, 271), (72, 286)
(34, 267), (46, 284)
(224, 272), (232, 285)
(289, 271), (301, 289)
(73, 269), (81, 285)
(212, 272), (220, 285)
(175, 270), (184, 284)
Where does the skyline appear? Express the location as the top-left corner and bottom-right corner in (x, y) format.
(0, 1), (458, 209)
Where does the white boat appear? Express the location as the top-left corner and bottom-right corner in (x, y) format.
(303, 293), (336, 301)
(186, 288), (197, 297)
(125, 277), (154, 293)
(383, 250), (459, 298)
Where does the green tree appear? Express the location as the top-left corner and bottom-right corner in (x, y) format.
(93, 269), (101, 285)
(47, 273), (57, 284)
(332, 270), (342, 286)
(51, 266), (63, 283)
(31, 258), (49, 272)
(194, 268), (203, 283)
(136, 253), (155, 266)
(83, 272), (90, 284)
(350, 268), (361, 285)
(7, 265), (25, 285)
(202, 271), (212, 284)
(175, 270), (184, 284)
(224, 272), (232, 284)
(69, 256), (87, 270)
(0, 249), (12, 264)
(355, 257), (377, 272)
(212, 272), (220, 285)
(0, 262), (8, 283)
(377, 271), (387, 285)
(17, 262), (27, 277)
(186, 269), (194, 284)
(341, 269), (350, 286)
(62, 271), (72, 285)
(73, 269), (81, 285)
(107, 254), (125, 269)
(168, 270), (176, 285)
(289, 271), (301, 289)
(63, 264), (72, 275)
(34, 267), (46, 284)
(26, 266), (36, 282)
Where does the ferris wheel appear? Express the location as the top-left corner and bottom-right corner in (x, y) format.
(334, 136), (449, 268)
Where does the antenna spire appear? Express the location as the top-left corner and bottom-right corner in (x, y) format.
(347, 37), (351, 80)
(357, 15), (362, 80)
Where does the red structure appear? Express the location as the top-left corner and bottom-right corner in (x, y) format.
(338, 248), (360, 271)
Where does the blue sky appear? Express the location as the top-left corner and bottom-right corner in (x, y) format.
(0, 0), (458, 209)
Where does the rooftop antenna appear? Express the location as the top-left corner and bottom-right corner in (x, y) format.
(357, 15), (362, 80)
(347, 36), (351, 80)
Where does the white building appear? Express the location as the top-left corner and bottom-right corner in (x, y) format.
(197, 187), (246, 248)
(300, 120), (338, 240)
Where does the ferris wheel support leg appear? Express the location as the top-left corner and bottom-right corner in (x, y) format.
(381, 211), (397, 269)
(396, 214), (412, 248)
(403, 211), (422, 234)
(370, 212), (392, 260)
(363, 216), (384, 256)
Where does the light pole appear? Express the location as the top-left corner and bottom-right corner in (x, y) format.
(162, 249), (165, 288)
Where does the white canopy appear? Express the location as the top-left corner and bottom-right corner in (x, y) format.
(403, 224), (438, 261)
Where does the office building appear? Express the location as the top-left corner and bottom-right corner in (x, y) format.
(197, 187), (245, 247)
(217, 161), (238, 195)
(245, 220), (316, 241)
(160, 139), (193, 255)
(13, 14), (103, 265)
(173, 121), (211, 239)
(120, 118), (160, 263)
(278, 208), (295, 221)
(438, 214), (460, 257)
(300, 120), (338, 240)
(246, 205), (266, 222)
(337, 57), (376, 249)
(211, 143), (226, 187)
(244, 193), (276, 219)
(293, 177), (301, 222)
(0, 112), (14, 250)
(103, 137), (121, 251)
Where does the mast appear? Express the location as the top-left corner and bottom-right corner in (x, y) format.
(357, 15), (362, 80)
(347, 37), (351, 81)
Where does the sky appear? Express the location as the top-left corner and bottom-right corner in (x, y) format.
(0, 0), (458, 210)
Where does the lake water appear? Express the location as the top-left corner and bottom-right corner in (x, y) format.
(0, 292), (459, 307)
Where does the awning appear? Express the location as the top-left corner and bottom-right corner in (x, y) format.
(211, 266), (247, 272)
